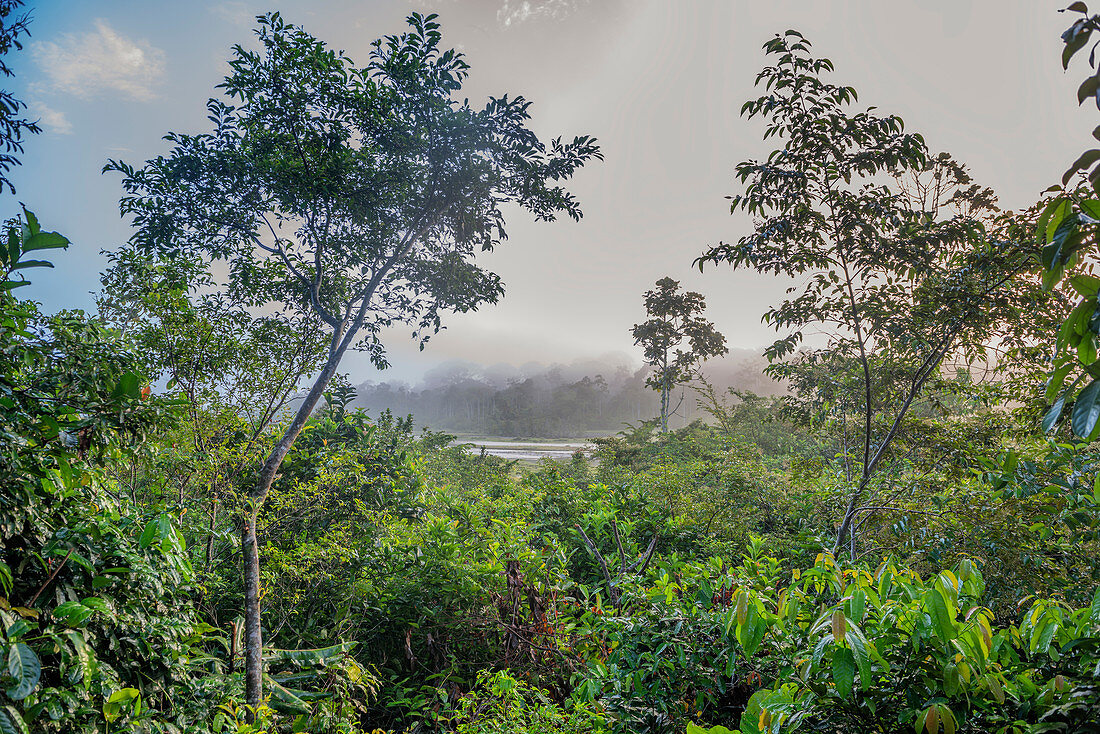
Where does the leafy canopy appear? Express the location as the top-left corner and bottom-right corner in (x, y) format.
(106, 12), (601, 369)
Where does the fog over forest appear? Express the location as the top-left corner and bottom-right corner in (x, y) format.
(351, 348), (783, 437)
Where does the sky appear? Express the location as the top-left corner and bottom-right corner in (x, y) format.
(5, 0), (1096, 384)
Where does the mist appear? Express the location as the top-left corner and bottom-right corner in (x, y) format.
(351, 348), (783, 437)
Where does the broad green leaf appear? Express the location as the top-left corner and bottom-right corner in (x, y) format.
(1079, 74), (1100, 106)
(740, 614), (766, 657)
(0, 706), (28, 734)
(1080, 198), (1100, 220)
(688, 725), (739, 734)
(833, 646), (855, 698)
(266, 675), (311, 715)
(1046, 363), (1074, 403)
(1044, 199), (1073, 243)
(52, 601), (94, 628)
(739, 689), (771, 734)
(1034, 621), (1059, 654)
(21, 208), (39, 236)
(5, 643), (40, 700)
(8, 260), (53, 271)
(1070, 274), (1100, 297)
(139, 518), (159, 549)
(848, 586), (865, 622)
(924, 588), (955, 642)
(1065, 16), (1092, 69)
(1072, 378), (1100, 438)
(102, 687), (141, 724)
(941, 705), (957, 734)
(22, 232), (69, 252)
(846, 629), (872, 688)
(112, 371), (141, 399)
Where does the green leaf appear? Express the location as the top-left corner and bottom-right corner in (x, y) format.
(1065, 18), (1092, 69)
(1079, 74), (1100, 105)
(846, 629), (872, 688)
(5, 643), (40, 700)
(22, 232), (69, 252)
(736, 604), (766, 657)
(688, 725), (739, 734)
(1080, 198), (1100, 220)
(1070, 274), (1100, 297)
(1046, 363), (1074, 403)
(102, 687), (141, 724)
(139, 518), (159, 549)
(266, 676), (311, 715)
(111, 371), (141, 399)
(848, 586), (865, 622)
(21, 208), (39, 237)
(924, 588), (955, 642)
(1072, 379), (1100, 438)
(0, 706), (28, 734)
(1038, 197), (1068, 241)
(1064, 149), (1100, 184)
(833, 646), (855, 698)
(738, 689), (770, 734)
(52, 601), (94, 628)
(1034, 621), (1059, 654)
(8, 259), (53, 271)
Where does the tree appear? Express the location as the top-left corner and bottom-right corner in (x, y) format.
(106, 12), (601, 707)
(696, 32), (1036, 558)
(632, 277), (727, 433)
(1035, 2), (1100, 441)
(0, 0), (38, 194)
(98, 247), (327, 582)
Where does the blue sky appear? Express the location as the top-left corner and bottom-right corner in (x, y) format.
(4, 0), (1094, 383)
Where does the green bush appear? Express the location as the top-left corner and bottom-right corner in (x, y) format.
(449, 670), (606, 734)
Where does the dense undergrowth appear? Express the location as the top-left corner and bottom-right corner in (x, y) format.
(4, 287), (1099, 732)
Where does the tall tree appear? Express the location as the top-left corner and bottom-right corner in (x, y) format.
(106, 12), (600, 707)
(632, 276), (727, 433)
(697, 32), (1035, 558)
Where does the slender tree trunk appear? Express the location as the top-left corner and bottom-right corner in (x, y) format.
(660, 381), (669, 433)
(241, 511), (263, 709)
(242, 333), (351, 709)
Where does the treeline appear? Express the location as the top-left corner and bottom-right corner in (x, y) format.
(351, 350), (783, 437)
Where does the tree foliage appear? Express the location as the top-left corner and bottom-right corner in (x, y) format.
(632, 277), (727, 433)
(697, 32), (1039, 557)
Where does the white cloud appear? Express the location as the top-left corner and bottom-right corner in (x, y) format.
(31, 19), (165, 101)
(31, 102), (73, 134)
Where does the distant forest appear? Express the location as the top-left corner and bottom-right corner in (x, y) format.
(351, 349), (782, 437)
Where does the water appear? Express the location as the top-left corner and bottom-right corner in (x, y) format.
(457, 439), (593, 462)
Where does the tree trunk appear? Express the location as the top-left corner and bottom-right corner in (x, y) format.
(242, 337), (350, 709)
(241, 511), (263, 710)
(660, 381), (669, 433)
